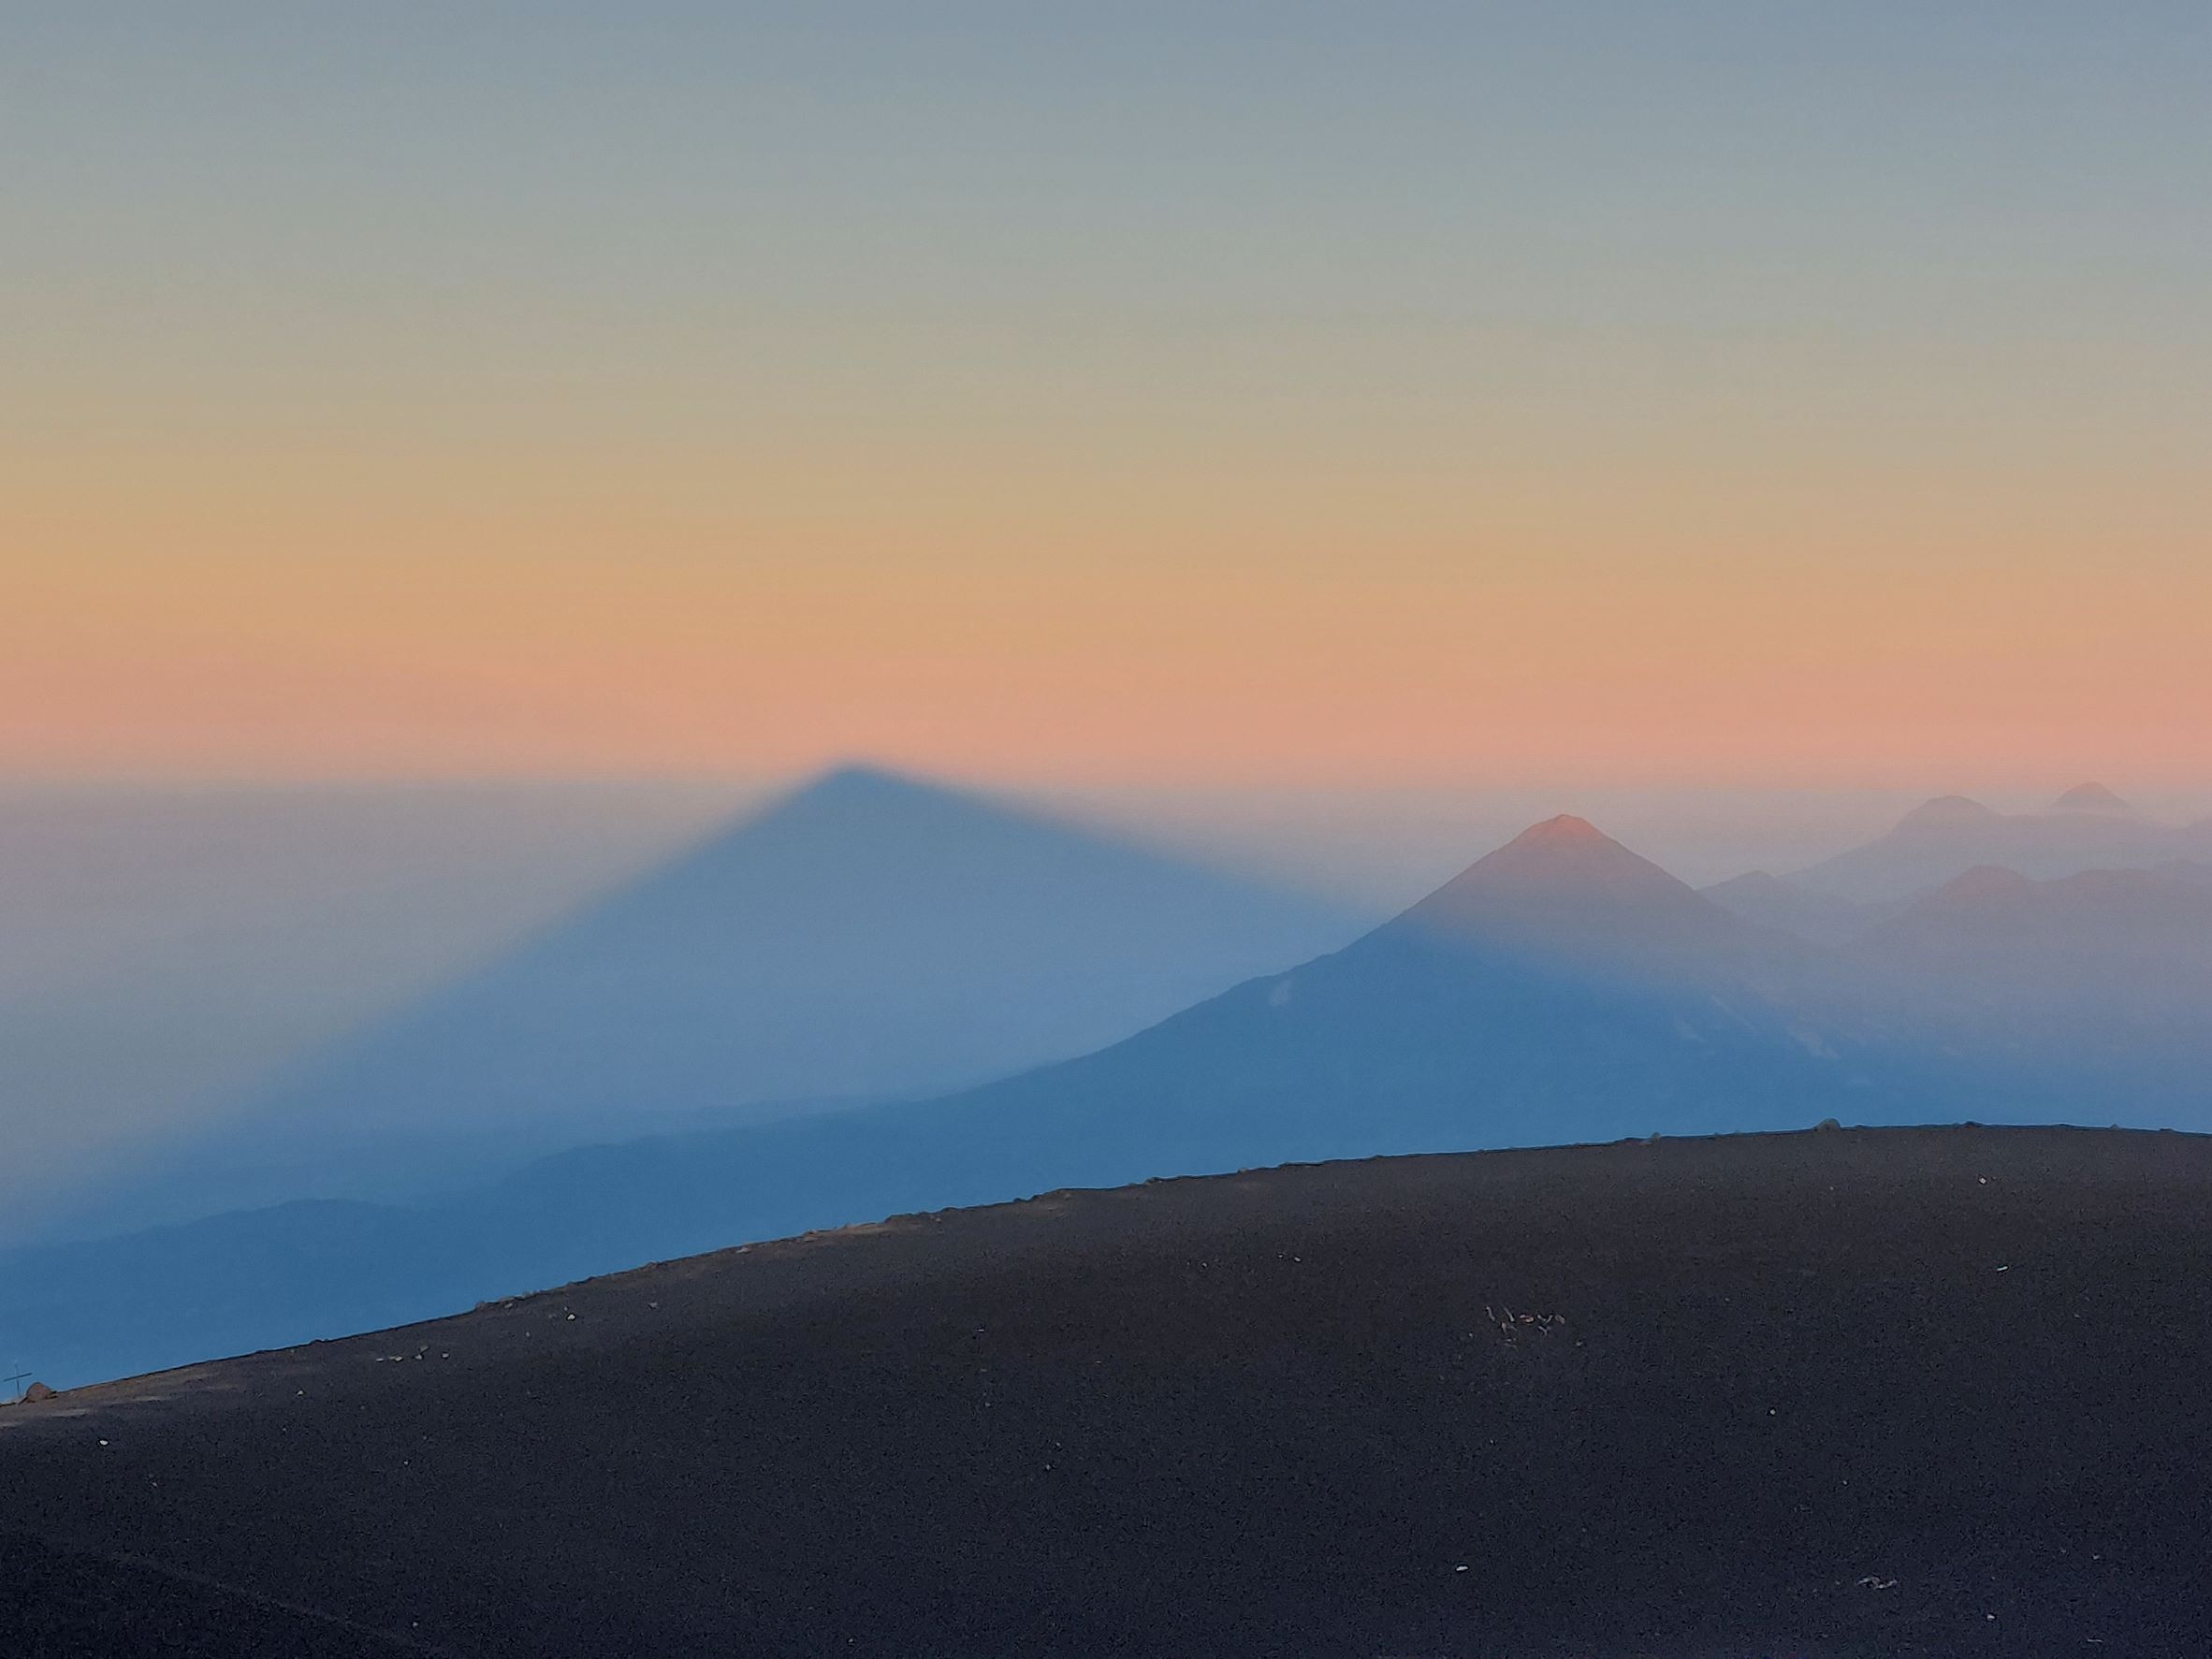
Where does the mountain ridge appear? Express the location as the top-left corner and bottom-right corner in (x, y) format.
(1789, 791), (2203, 901)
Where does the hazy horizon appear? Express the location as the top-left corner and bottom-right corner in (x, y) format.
(7, 764), (2209, 1242)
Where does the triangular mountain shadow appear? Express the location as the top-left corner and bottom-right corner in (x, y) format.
(41, 764), (1364, 1240)
(1390, 816), (1759, 968)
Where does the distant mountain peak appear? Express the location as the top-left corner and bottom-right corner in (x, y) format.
(2051, 782), (2130, 813)
(1388, 817), (1746, 965)
(1492, 815), (1628, 862)
(1512, 813), (1608, 847)
(179, 761), (1362, 1191)
(1448, 815), (1672, 892)
(1896, 795), (2001, 832)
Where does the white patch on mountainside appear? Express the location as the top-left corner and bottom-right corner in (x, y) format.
(1786, 1023), (1840, 1061)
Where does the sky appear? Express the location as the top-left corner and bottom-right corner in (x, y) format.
(7, 3), (2211, 790)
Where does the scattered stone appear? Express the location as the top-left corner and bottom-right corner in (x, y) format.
(1815, 1117), (1842, 1132)
(22, 1381), (59, 1404)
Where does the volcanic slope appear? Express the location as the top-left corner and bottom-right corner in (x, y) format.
(4, 1127), (2209, 1657)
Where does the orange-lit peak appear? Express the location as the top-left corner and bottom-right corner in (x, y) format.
(1507, 814), (1609, 850)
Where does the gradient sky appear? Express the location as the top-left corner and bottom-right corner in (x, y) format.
(7, 4), (2209, 789)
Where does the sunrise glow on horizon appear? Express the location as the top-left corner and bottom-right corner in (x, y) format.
(8, 5), (2209, 792)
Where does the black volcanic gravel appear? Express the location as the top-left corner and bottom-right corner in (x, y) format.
(4, 1125), (2210, 1656)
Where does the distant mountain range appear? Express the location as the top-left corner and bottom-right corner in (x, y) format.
(32, 766), (1363, 1243)
(1782, 784), (2212, 904)
(18, 804), (2210, 1388)
(1701, 784), (2212, 939)
(1848, 864), (2212, 1092)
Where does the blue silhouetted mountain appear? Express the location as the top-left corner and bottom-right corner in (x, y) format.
(1787, 789), (2199, 903)
(876, 815), (1915, 1178)
(42, 764), (1364, 1240)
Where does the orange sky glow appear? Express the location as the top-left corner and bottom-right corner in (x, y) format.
(8, 447), (2206, 790)
(8, 8), (2208, 793)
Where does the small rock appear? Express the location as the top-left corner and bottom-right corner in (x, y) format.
(22, 1381), (59, 1404)
(1815, 1117), (1841, 1132)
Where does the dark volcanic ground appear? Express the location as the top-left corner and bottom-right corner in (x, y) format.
(4, 1125), (2210, 1656)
